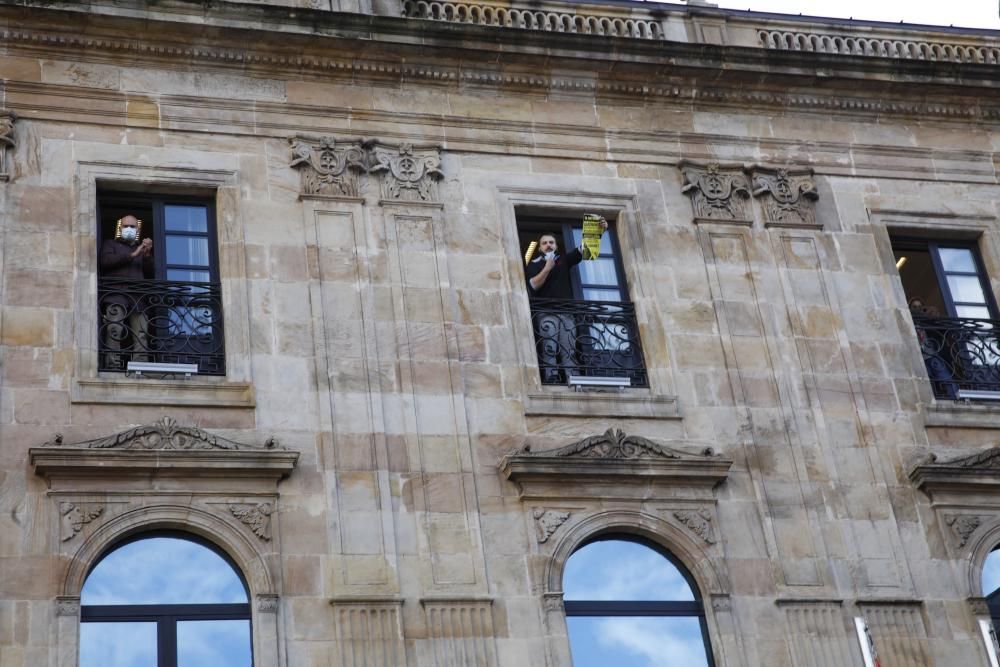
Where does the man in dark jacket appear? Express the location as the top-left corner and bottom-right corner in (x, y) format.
(525, 217), (607, 382)
(99, 215), (153, 367)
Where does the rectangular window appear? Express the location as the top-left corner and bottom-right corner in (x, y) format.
(518, 215), (647, 387)
(97, 191), (225, 375)
(893, 237), (1000, 399)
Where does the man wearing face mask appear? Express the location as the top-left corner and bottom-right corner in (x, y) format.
(100, 215), (154, 368)
(525, 217), (608, 382)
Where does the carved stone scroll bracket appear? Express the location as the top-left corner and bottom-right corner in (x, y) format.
(672, 508), (717, 545)
(750, 164), (819, 228)
(678, 160), (752, 225)
(0, 110), (15, 182)
(290, 135), (367, 198)
(368, 141), (443, 203)
(230, 502), (275, 541)
(59, 502), (105, 542)
(533, 508), (570, 544)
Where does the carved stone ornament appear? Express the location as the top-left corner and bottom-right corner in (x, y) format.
(679, 160), (751, 223)
(0, 110), (14, 182)
(290, 136), (367, 197)
(256, 594), (279, 613)
(56, 596), (81, 617)
(533, 508), (570, 543)
(672, 508), (716, 545)
(518, 428), (716, 460)
(41, 416), (277, 451)
(943, 513), (985, 547)
(368, 141), (443, 202)
(750, 165), (819, 227)
(60, 502), (104, 542)
(230, 502), (274, 541)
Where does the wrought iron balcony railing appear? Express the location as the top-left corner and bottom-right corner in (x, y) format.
(98, 277), (225, 376)
(913, 315), (1000, 400)
(529, 298), (647, 387)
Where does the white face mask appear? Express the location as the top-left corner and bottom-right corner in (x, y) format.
(120, 227), (137, 242)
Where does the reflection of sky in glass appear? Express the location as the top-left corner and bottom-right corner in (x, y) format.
(563, 540), (695, 601)
(80, 622), (157, 667)
(984, 550), (1000, 596)
(568, 617), (710, 667)
(178, 620), (252, 667)
(82, 537), (247, 605)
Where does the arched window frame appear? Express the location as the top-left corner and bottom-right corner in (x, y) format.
(80, 530), (253, 667)
(562, 533), (717, 667)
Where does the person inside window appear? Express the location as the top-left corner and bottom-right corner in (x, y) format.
(99, 214), (153, 366)
(526, 216), (607, 382)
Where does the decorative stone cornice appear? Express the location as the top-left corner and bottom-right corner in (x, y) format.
(500, 429), (731, 500)
(750, 165), (819, 228)
(679, 161), (752, 224)
(0, 109), (14, 182)
(30, 417), (298, 481)
(910, 448), (1000, 497)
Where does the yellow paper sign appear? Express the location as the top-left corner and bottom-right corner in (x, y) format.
(581, 214), (604, 260)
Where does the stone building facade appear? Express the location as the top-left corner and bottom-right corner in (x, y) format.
(1, 0), (1000, 665)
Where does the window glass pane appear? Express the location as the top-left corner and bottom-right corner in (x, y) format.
(985, 549), (1000, 596)
(583, 288), (622, 303)
(178, 620), (253, 667)
(80, 622), (157, 667)
(166, 236), (210, 268)
(567, 616), (710, 667)
(563, 540), (695, 602)
(956, 305), (992, 320)
(82, 537), (248, 605)
(578, 259), (620, 287)
(947, 275), (987, 304)
(938, 247), (976, 273)
(165, 205), (208, 233)
(167, 269), (211, 283)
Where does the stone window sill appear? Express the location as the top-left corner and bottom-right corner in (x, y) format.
(72, 377), (255, 408)
(524, 389), (680, 419)
(922, 401), (1000, 429)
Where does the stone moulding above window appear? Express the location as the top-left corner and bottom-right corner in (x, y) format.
(500, 428), (732, 500)
(909, 447), (1000, 498)
(30, 416), (298, 481)
(289, 135), (443, 204)
(0, 109), (15, 182)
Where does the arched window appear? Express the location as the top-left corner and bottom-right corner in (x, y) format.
(79, 533), (252, 667)
(562, 536), (714, 667)
(984, 547), (1000, 624)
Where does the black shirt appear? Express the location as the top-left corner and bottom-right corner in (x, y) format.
(525, 247), (582, 299)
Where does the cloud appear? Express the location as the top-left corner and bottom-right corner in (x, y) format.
(598, 617), (711, 667)
(563, 540), (695, 601)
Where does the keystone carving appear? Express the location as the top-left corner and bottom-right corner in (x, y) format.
(0, 110), (14, 181)
(60, 502), (104, 542)
(679, 161), (751, 222)
(230, 502), (274, 540)
(672, 508), (716, 545)
(533, 508), (570, 543)
(750, 165), (818, 227)
(368, 141), (443, 202)
(944, 513), (985, 547)
(518, 428), (716, 460)
(42, 417), (279, 451)
(290, 136), (367, 197)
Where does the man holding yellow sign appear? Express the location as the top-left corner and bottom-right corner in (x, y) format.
(525, 214), (608, 382)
